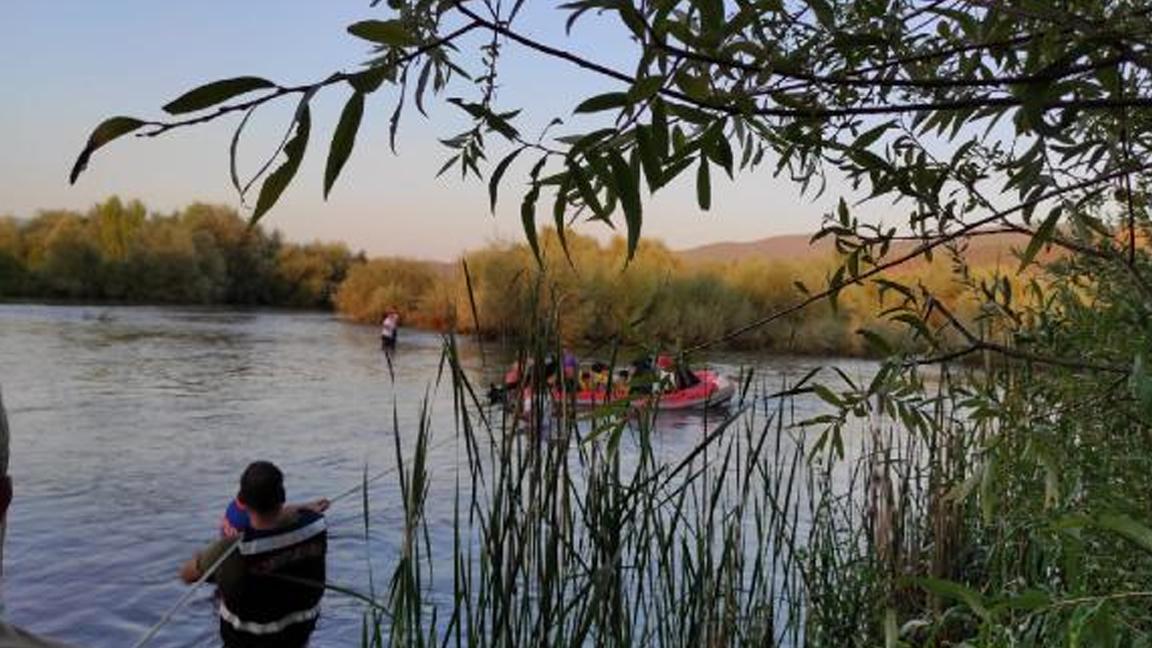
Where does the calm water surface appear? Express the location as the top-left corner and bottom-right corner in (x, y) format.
(0, 305), (877, 647)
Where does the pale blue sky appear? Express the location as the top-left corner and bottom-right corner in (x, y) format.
(1, 1), (842, 260)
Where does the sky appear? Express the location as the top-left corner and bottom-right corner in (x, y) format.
(0, 1), (851, 261)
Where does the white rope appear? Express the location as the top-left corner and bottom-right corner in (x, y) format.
(128, 540), (239, 648)
(329, 434), (458, 505)
(127, 432), (458, 648)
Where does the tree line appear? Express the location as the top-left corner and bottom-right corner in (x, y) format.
(2, 197), (997, 356)
(0, 197), (358, 308)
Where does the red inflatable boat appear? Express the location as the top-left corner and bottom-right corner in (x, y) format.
(508, 365), (735, 412)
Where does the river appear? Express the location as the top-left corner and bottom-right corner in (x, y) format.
(0, 304), (880, 647)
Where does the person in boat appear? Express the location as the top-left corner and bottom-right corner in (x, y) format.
(629, 355), (658, 395)
(674, 356), (702, 389)
(380, 309), (400, 351)
(590, 362), (610, 389)
(547, 349), (578, 392)
(182, 461), (328, 648)
(614, 369), (631, 399)
(655, 355), (676, 391)
(562, 350), (578, 381)
(490, 359), (530, 405)
(578, 369), (593, 392)
(542, 356), (558, 385)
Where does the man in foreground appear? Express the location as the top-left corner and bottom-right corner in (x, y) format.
(181, 461), (327, 648)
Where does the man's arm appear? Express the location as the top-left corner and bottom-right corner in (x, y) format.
(180, 537), (235, 584)
(285, 498), (330, 516)
(179, 555), (202, 584)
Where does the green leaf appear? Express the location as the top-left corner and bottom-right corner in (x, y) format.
(628, 76), (665, 103)
(696, 155), (711, 211)
(917, 577), (991, 623)
(574, 92), (629, 114)
(811, 384), (843, 407)
(349, 66), (390, 94)
(229, 106), (257, 197)
(660, 156), (694, 185)
(521, 157), (548, 265)
(980, 452), (997, 524)
(324, 91), (365, 199)
(1000, 590), (1052, 611)
(706, 126), (734, 177)
(807, 0), (835, 27)
(944, 469), (983, 503)
(651, 99), (669, 156)
(855, 121), (891, 150)
(553, 175), (573, 263)
(488, 147), (524, 212)
(884, 609), (899, 648)
(568, 160), (605, 218)
(1073, 211), (1112, 237)
(70, 116), (146, 184)
(348, 20), (417, 46)
(252, 101), (311, 224)
(674, 72), (711, 101)
(635, 125), (663, 192)
(608, 150), (642, 261)
(521, 185), (542, 265)
(699, 0), (724, 31)
(1019, 207), (1061, 270)
(1130, 353), (1152, 416)
(856, 328), (893, 355)
(1096, 513), (1152, 554)
(892, 313), (933, 341)
(162, 76), (275, 115)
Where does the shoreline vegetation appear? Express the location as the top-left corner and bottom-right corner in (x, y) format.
(1, 197), (1016, 355)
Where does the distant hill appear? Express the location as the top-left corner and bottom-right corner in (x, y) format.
(676, 231), (1039, 269)
(677, 234), (834, 265)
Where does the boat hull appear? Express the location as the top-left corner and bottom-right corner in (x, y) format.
(539, 370), (735, 411)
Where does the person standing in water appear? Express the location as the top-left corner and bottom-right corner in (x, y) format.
(380, 309), (399, 351)
(182, 461), (328, 648)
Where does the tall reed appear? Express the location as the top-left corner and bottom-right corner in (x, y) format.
(345, 316), (979, 647)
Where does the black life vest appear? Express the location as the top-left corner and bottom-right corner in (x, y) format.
(216, 510), (327, 648)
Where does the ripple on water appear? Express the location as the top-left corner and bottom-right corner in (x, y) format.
(0, 304), (872, 647)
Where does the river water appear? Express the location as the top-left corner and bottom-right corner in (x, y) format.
(0, 304), (879, 647)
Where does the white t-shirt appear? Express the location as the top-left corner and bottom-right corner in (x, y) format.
(381, 314), (398, 338)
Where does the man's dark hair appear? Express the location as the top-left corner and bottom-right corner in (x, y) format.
(238, 461), (286, 515)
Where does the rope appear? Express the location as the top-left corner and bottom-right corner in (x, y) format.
(128, 432), (459, 648)
(128, 540), (239, 648)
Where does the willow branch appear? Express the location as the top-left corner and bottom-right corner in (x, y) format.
(905, 345), (982, 367)
(138, 21), (483, 138)
(454, 8), (1152, 119)
(651, 38), (1124, 90)
(928, 296), (1126, 373)
(769, 3), (1152, 95)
